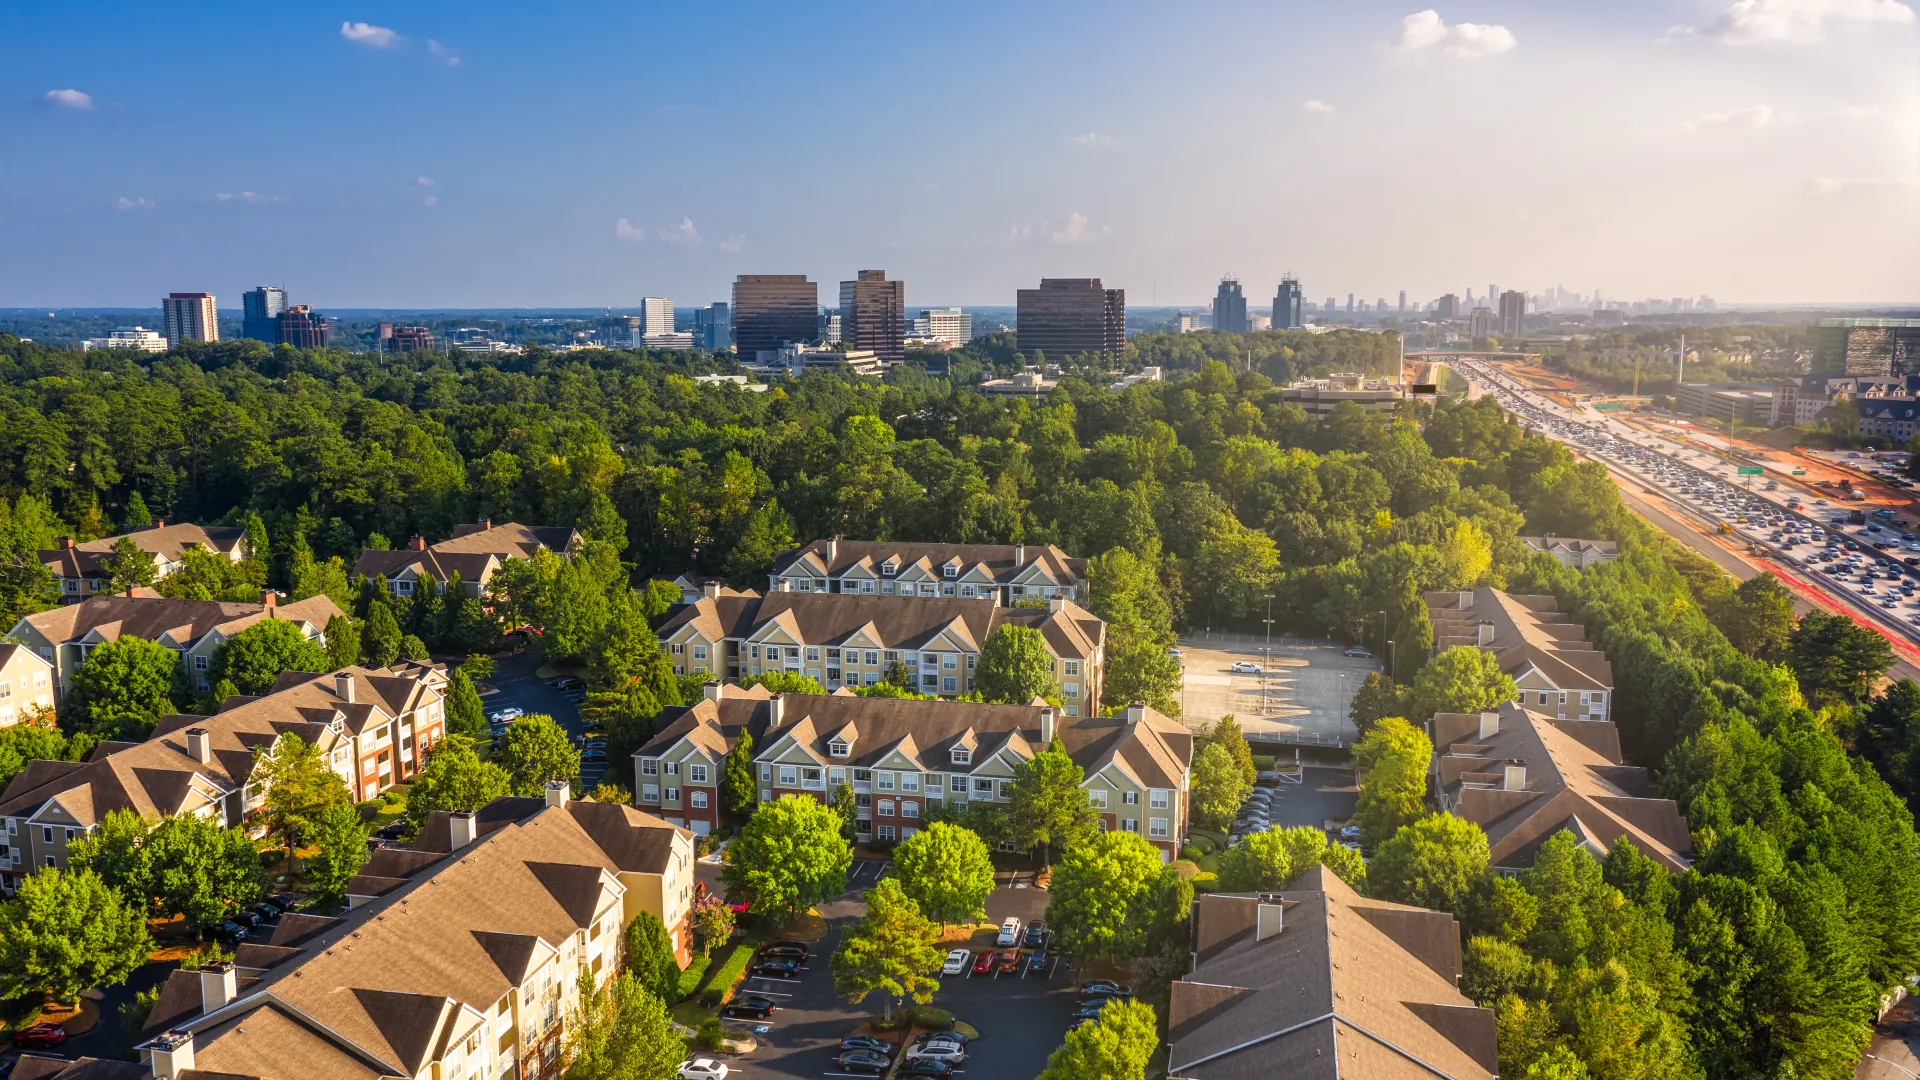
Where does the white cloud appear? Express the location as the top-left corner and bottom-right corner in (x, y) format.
(39, 88), (93, 109)
(1807, 175), (1918, 194)
(1683, 104), (1775, 130)
(1066, 132), (1116, 147)
(719, 234), (745, 254)
(614, 218), (646, 243)
(1050, 211), (1108, 245)
(1676, 0), (1914, 44)
(1387, 10), (1517, 57)
(663, 217), (701, 246)
(427, 39), (461, 65)
(340, 22), (400, 48)
(1303, 99), (1337, 114)
(1823, 104), (1881, 118)
(215, 191), (279, 204)
(113, 196), (153, 210)
(423, 195), (438, 207)
(414, 176), (436, 187)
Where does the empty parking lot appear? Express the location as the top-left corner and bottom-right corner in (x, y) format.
(1175, 632), (1376, 744)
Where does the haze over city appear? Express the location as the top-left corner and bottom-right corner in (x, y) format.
(4, 0), (1917, 308)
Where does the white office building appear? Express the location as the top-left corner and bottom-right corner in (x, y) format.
(81, 327), (168, 353)
(912, 307), (972, 345)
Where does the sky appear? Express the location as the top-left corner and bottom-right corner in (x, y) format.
(3, 0), (1917, 309)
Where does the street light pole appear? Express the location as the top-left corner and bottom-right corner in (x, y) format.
(1262, 594), (1275, 715)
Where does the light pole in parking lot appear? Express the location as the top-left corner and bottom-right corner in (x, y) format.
(1262, 594), (1274, 715)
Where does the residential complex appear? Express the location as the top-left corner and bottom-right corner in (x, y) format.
(241, 286), (288, 344)
(1431, 704), (1689, 873)
(638, 687), (1190, 853)
(80, 327), (167, 353)
(7, 591), (342, 697)
(161, 293), (219, 348)
(1278, 372), (1404, 417)
(0, 663), (446, 890)
(353, 521), (580, 599)
(1211, 277), (1247, 333)
(0, 645), (55, 728)
(1519, 536), (1617, 569)
(766, 539), (1084, 605)
(1166, 866), (1495, 1079)
(122, 790), (692, 1080)
(840, 270), (906, 364)
(38, 521), (249, 601)
(1015, 278), (1125, 360)
(1426, 587), (1613, 722)
(732, 274), (820, 360)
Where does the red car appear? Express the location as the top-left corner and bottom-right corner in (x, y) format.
(970, 950), (997, 976)
(16, 1024), (67, 1048)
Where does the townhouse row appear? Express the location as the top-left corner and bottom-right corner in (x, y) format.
(763, 538), (1085, 606)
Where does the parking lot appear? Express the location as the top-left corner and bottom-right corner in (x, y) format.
(475, 653), (599, 786)
(1175, 634), (1373, 744)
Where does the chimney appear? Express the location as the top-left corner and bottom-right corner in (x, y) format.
(545, 779), (571, 809)
(449, 811), (477, 850)
(1479, 711), (1500, 740)
(184, 727), (211, 764)
(1503, 761), (1527, 791)
(1048, 595), (1066, 614)
(1458, 589), (1473, 608)
(477, 517), (491, 531)
(1040, 707), (1055, 745)
(1476, 623), (1495, 646)
(199, 961), (235, 1013)
(702, 581), (722, 600)
(767, 696), (784, 728)
(409, 535), (427, 551)
(825, 537), (838, 562)
(335, 671), (355, 703)
(60, 536), (75, 549)
(1014, 543), (1026, 565)
(703, 681), (724, 702)
(144, 1031), (195, 1080)
(261, 589), (276, 610)
(154, 519), (164, 529)
(1256, 901), (1285, 942)
(1126, 700), (1146, 723)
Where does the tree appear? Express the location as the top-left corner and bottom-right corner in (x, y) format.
(588, 781), (631, 805)
(738, 670), (827, 695)
(324, 613), (361, 670)
(398, 634), (429, 661)
(1207, 715), (1257, 785)
(1405, 647), (1517, 721)
(1046, 831), (1165, 962)
(121, 491), (152, 529)
(250, 732), (352, 866)
(1348, 671), (1405, 737)
(1189, 743), (1252, 831)
(62, 635), (180, 737)
(1710, 573), (1795, 662)
(620, 909), (681, 1004)
(689, 894), (735, 959)
(1860, 679), (1920, 802)
(461, 653), (496, 683)
(103, 535), (156, 593)
(1218, 826), (1342, 892)
(1352, 716), (1432, 848)
(444, 668), (489, 741)
(830, 781), (860, 843)
(1003, 745), (1098, 863)
(562, 970), (683, 1080)
(1189, 523), (1280, 621)
(142, 814), (267, 926)
(1088, 547), (1182, 715)
(830, 877), (943, 1022)
(973, 625), (1061, 704)
(576, 492), (628, 550)
(581, 589), (681, 741)
(363, 601), (402, 668)
(67, 809), (153, 898)
(890, 822), (996, 926)
(0, 867), (152, 1004)
(497, 713), (581, 797)
(1368, 813), (1490, 913)
(721, 794), (853, 922)
(213, 618), (330, 696)
(1788, 610), (1894, 705)
(722, 729), (757, 818)
(305, 803), (371, 908)
(1036, 996), (1158, 1080)
(405, 734), (512, 834)
(724, 499), (796, 584)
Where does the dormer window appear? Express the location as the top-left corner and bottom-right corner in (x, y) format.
(829, 739), (851, 758)
(943, 564), (958, 579)
(950, 748), (972, 765)
(882, 560), (897, 576)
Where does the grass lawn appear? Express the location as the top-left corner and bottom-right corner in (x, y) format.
(358, 791), (408, 831)
(679, 924), (769, 1007)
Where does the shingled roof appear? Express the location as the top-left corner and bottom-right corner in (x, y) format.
(656, 592), (1104, 658)
(1425, 586), (1613, 692)
(38, 523), (247, 581)
(769, 539), (1084, 586)
(351, 522), (578, 587)
(13, 593), (342, 651)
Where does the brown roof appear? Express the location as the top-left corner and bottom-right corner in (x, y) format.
(1433, 704), (1690, 872)
(351, 522), (578, 585)
(38, 523), (247, 579)
(1425, 586), (1613, 692)
(770, 539), (1084, 586)
(9, 1057), (147, 1080)
(12, 593), (341, 650)
(1166, 865), (1495, 1080)
(657, 592), (1103, 658)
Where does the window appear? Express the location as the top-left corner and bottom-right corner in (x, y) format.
(1123, 791), (1138, 805)
(973, 777), (995, 795)
(884, 651), (899, 664)
(882, 560), (897, 576)
(950, 775), (967, 792)
(670, 643), (684, 655)
(878, 825), (896, 841)
(664, 762), (678, 776)
(865, 651), (879, 666)
(641, 759), (659, 775)
(878, 799), (894, 816)
(828, 739), (850, 758)
(998, 780), (1014, 799)
(1064, 660), (1081, 676)
(943, 565), (957, 579)
(688, 764), (708, 783)
(901, 800), (919, 818)
(778, 766), (797, 786)
(0, 682), (7, 700)
(691, 791), (708, 809)
(750, 645), (761, 659)
(806, 647), (820, 662)
(1122, 818), (1138, 833)
(1149, 817), (1169, 838)
(692, 645), (708, 661)
(943, 677), (957, 693)
(950, 747), (971, 765)
(860, 581), (875, 594)
(801, 767), (823, 789)
(665, 787), (679, 802)
(826, 648), (840, 661)
(1063, 683), (1078, 698)
(828, 767), (846, 785)
(942, 654), (957, 670)
(882, 581), (895, 595)
(853, 769), (872, 784)
(759, 763), (772, 781)
(641, 784), (659, 801)
(42, 826), (52, 843)
(899, 773), (919, 793)
(194, 654), (209, 671)
(1089, 788), (1108, 809)
(1537, 692), (1549, 706)
(876, 771), (895, 791)
(1150, 790), (1169, 809)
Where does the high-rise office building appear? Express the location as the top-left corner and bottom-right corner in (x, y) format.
(381, 325), (436, 353)
(275, 305), (330, 349)
(1398, 290), (1407, 313)
(641, 298), (674, 337)
(1812, 318), (1920, 377)
(732, 275), (819, 360)
(1498, 290), (1527, 337)
(1470, 307), (1494, 338)
(1015, 278), (1125, 360)
(694, 303), (732, 351)
(912, 308), (972, 345)
(1346, 293), (1355, 312)
(596, 315), (643, 348)
(241, 286), (287, 344)
(819, 313), (842, 346)
(1375, 298), (1387, 314)
(1435, 294), (1462, 321)
(1273, 275), (1304, 330)
(1212, 277), (1248, 333)
(161, 293), (218, 348)
(1325, 297), (1337, 313)
(840, 270), (906, 363)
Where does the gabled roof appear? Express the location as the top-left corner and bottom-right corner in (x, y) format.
(351, 522), (579, 584)
(11, 593), (342, 651)
(769, 539), (1084, 586)
(1425, 586), (1612, 691)
(656, 592), (1103, 659)
(38, 523), (247, 579)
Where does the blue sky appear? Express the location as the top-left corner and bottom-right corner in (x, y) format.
(3, 1), (1916, 308)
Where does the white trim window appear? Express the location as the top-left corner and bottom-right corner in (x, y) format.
(1149, 817), (1169, 838)
(688, 763), (708, 783)
(1150, 790), (1169, 809)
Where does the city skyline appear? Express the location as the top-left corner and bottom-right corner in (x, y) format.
(4, 1), (1917, 308)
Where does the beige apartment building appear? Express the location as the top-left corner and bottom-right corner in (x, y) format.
(353, 520), (581, 599)
(0, 645), (55, 728)
(6, 590), (343, 697)
(658, 591), (1104, 714)
(38, 522), (249, 602)
(766, 538), (1085, 606)
(1425, 586), (1613, 722)
(0, 664), (446, 891)
(637, 687), (1192, 858)
(1518, 536), (1618, 569)
(103, 789), (692, 1080)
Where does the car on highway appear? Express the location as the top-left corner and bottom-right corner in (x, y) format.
(941, 949), (970, 975)
(971, 949), (997, 976)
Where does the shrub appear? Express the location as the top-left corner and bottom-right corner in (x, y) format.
(695, 1016), (727, 1050)
(1170, 859), (1202, 881)
(382, 791), (402, 805)
(701, 987), (725, 1008)
(1192, 871), (1219, 893)
(1250, 754), (1276, 770)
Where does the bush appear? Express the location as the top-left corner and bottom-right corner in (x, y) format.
(697, 834), (718, 857)
(701, 987), (725, 1008)
(695, 1016), (726, 1050)
(1192, 871), (1219, 893)
(1180, 844), (1205, 862)
(1250, 754), (1276, 770)
(1170, 859), (1201, 881)
(382, 791), (402, 805)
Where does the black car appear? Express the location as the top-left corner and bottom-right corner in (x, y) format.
(751, 959), (800, 979)
(248, 902), (281, 922)
(832, 1050), (890, 1075)
(720, 996), (777, 1020)
(758, 945), (809, 963)
(899, 1060), (954, 1078)
(914, 1030), (971, 1048)
(1073, 999), (1115, 1019)
(377, 821), (408, 840)
(1023, 921), (1047, 949)
(270, 892), (301, 912)
(839, 1035), (892, 1055)
(230, 910), (263, 929)
(202, 920), (247, 945)
(1079, 981), (1135, 999)
(763, 939), (812, 959)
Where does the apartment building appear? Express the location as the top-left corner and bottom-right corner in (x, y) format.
(122, 789), (693, 1080)
(1431, 704), (1689, 873)
(0, 646), (54, 728)
(353, 520), (581, 599)
(1279, 373), (1405, 417)
(657, 591), (1104, 713)
(38, 522), (249, 601)
(1166, 866), (1495, 1080)
(6, 591), (342, 697)
(637, 687), (1191, 856)
(1518, 536), (1618, 569)
(1425, 587), (1613, 722)
(766, 538), (1085, 606)
(0, 665), (446, 890)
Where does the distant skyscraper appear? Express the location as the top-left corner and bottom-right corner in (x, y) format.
(641, 298), (674, 337)
(1489, 284), (1498, 306)
(732, 275), (820, 359)
(1212, 277), (1248, 333)
(161, 292), (218, 348)
(383, 325), (436, 353)
(596, 315), (643, 348)
(275, 305), (329, 349)
(1812, 318), (1920, 376)
(1435, 294), (1462, 321)
(1498, 290), (1527, 337)
(840, 270), (906, 363)
(1015, 278), (1125, 360)
(694, 303), (732, 351)
(1375, 298), (1387, 315)
(1398, 290), (1407, 313)
(1273, 275), (1304, 330)
(1470, 307), (1494, 338)
(1346, 293), (1355, 312)
(819, 312), (842, 345)
(912, 308), (972, 345)
(241, 286), (286, 343)
(1325, 297), (1337, 313)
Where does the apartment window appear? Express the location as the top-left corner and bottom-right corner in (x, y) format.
(194, 655), (209, 671)
(688, 764), (708, 783)
(860, 581), (875, 594)
(690, 791), (708, 809)
(692, 645), (708, 661)
(1150, 790), (1169, 809)
(950, 775), (967, 793)
(882, 561), (897, 575)
(664, 787), (679, 802)
(876, 771), (894, 791)
(856, 793), (872, 809)
(901, 800), (919, 819)
(778, 766), (797, 786)
(967, 654), (976, 670)
(854, 769), (872, 784)
(943, 565), (957, 579)
(806, 647), (820, 662)
(0, 683), (8, 701)
(879, 825), (896, 841)
(759, 763), (772, 781)
(826, 648), (840, 661)
(1089, 788), (1108, 809)
(1123, 791), (1139, 805)
(942, 677), (957, 693)
(973, 778), (993, 795)
(900, 773), (919, 793)
(664, 762), (678, 775)
(802, 767), (823, 789)
(942, 654), (957, 670)
(670, 643), (684, 655)
(1064, 660), (1081, 676)
(1537, 692), (1549, 706)
(884, 651), (899, 664)
(882, 581), (895, 595)
(641, 759), (658, 775)
(750, 645), (761, 659)
(878, 799), (895, 817)
(829, 767), (846, 785)
(42, 826), (52, 843)
(1149, 817), (1169, 838)
(950, 748), (971, 765)
(641, 785), (659, 801)
(829, 739), (850, 758)
(865, 651), (879, 666)
(1122, 818), (1138, 833)
(1064, 684), (1079, 698)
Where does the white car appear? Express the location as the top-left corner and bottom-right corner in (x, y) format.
(997, 917), (1022, 946)
(942, 949), (970, 975)
(488, 707), (524, 723)
(907, 1042), (967, 1064)
(1229, 661), (1264, 674)
(677, 1060), (729, 1080)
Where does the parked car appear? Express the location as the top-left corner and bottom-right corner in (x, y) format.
(914, 1031), (971, 1048)
(720, 996), (777, 1020)
(15, 1025), (67, 1048)
(898, 1060), (954, 1079)
(248, 902), (281, 922)
(230, 910), (263, 929)
(269, 892), (302, 911)
(996, 916), (1022, 946)
(551, 676), (584, 691)
(833, 1050), (891, 1074)
(763, 939), (811, 958)
(941, 949), (971, 975)
(1229, 661), (1263, 673)
(1079, 981), (1135, 999)
(1338, 825), (1361, 841)
(906, 1041), (966, 1064)
(751, 959), (800, 979)
(757, 944), (808, 963)
(202, 919), (248, 944)
(971, 950), (997, 976)
(675, 1060), (729, 1080)
(1073, 1000), (1115, 1019)
(997, 950), (1022, 975)
(1343, 646), (1372, 658)
(1023, 920), (1047, 948)
(839, 1035), (893, 1055)
(1027, 950), (1051, 974)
